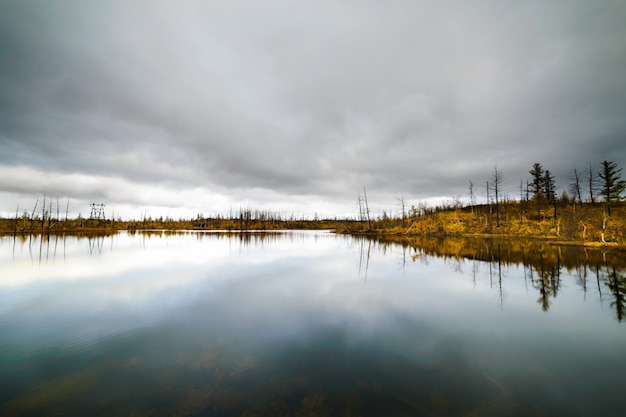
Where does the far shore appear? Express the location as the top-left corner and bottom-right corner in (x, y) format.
(2, 224), (625, 251)
(2, 199), (625, 249)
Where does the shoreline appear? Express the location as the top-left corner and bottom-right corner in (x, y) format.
(341, 230), (626, 250)
(2, 227), (624, 251)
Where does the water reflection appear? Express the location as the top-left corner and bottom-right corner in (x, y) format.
(4, 232), (115, 265)
(1, 232), (625, 417)
(359, 234), (626, 321)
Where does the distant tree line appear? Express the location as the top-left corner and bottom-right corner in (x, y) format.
(1, 160), (625, 243)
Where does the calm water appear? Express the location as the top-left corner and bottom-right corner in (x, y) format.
(1, 231), (625, 417)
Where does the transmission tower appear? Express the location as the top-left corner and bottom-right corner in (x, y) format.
(90, 203), (106, 220)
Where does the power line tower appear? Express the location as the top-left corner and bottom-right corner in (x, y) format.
(90, 203), (106, 220)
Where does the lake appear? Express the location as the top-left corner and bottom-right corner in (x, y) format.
(1, 231), (625, 417)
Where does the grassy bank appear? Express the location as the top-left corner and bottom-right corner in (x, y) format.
(341, 201), (626, 248)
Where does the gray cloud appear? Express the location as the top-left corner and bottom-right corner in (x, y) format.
(1, 0), (626, 217)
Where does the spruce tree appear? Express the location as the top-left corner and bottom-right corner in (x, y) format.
(598, 160), (626, 216)
(529, 163), (545, 220)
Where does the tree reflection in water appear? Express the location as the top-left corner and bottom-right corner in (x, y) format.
(357, 235), (626, 322)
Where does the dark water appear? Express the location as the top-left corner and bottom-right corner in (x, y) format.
(1, 231), (625, 417)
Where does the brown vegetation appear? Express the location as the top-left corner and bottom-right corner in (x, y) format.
(346, 159), (626, 248)
(0, 206), (353, 235)
(346, 201), (626, 248)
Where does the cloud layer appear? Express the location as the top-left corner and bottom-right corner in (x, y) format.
(2, 0), (626, 218)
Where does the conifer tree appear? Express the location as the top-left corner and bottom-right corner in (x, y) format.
(544, 170), (557, 220)
(529, 163), (545, 219)
(598, 160), (626, 216)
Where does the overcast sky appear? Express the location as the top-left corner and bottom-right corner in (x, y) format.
(1, 0), (626, 219)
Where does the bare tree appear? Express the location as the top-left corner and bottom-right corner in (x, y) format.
(363, 186), (372, 231)
(586, 163), (596, 204)
(41, 194), (47, 230)
(14, 204), (19, 234)
(30, 197), (39, 230)
(357, 192), (365, 230)
(569, 167), (583, 205)
(486, 181), (491, 227)
(490, 165), (504, 227)
(396, 192), (407, 227)
(54, 196), (60, 229)
(519, 179), (524, 225)
(468, 180), (475, 214)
